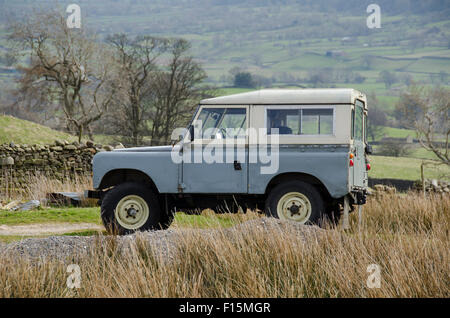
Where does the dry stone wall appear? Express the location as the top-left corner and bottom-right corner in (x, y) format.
(0, 140), (121, 190)
(413, 179), (450, 194)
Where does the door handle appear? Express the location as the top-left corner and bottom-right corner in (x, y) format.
(234, 160), (242, 171)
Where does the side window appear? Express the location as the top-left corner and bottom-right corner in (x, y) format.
(353, 102), (364, 141)
(267, 108), (333, 135)
(267, 109), (300, 135)
(302, 109), (333, 135)
(194, 107), (246, 139)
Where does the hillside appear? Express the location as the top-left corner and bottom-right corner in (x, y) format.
(1, 0), (449, 116)
(0, 0), (448, 162)
(0, 115), (78, 145)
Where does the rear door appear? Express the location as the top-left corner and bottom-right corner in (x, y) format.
(352, 100), (366, 187)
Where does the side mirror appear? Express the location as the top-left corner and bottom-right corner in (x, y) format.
(365, 144), (373, 155)
(189, 125), (195, 142)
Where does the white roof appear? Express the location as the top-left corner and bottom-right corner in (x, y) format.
(201, 88), (365, 105)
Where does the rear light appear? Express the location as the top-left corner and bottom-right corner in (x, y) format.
(366, 163), (371, 171)
(349, 159), (354, 167)
(349, 153), (354, 159)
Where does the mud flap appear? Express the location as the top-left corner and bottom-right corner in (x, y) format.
(342, 195), (350, 230)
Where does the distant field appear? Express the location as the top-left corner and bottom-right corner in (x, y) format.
(380, 126), (416, 139)
(369, 155), (449, 181)
(1, 8), (449, 110)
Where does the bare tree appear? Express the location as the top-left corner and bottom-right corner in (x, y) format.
(397, 86), (449, 165)
(147, 39), (208, 145)
(10, 10), (117, 142)
(107, 33), (168, 146)
(366, 93), (387, 141)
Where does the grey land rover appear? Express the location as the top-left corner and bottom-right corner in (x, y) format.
(86, 89), (371, 234)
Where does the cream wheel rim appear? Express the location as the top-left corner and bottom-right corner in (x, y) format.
(115, 195), (150, 230)
(276, 192), (312, 223)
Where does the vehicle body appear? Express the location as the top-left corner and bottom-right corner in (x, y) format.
(87, 89), (371, 234)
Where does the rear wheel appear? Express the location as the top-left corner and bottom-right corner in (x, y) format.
(265, 180), (325, 225)
(101, 182), (171, 235)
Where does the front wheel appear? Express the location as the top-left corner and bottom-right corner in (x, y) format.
(101, 182), (170, 235)
(265, 180), (325, 225)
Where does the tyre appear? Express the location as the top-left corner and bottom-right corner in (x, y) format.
(101, 182), (170, 235)
(265, 180), (325, 225)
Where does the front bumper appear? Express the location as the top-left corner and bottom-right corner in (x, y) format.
(84, 189), (101, 199)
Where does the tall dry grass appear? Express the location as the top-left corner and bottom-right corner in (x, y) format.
(0, 173), (93, 206)
(0, 192), (449, 298)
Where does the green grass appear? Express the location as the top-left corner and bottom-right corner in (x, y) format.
(0, 115), (79, 145)
(0, 207), (255, 228)
(0, 207), (101, 225)
(173, 212), (254, 229)
(92, 134), (118, 145)
(407, 147), (445, 160)
(368, 155), (450, 180)
(381, 126), (417, 139)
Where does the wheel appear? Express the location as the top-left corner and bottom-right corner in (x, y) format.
(265, 180), (325, 225)
(101, 182), (169, 235)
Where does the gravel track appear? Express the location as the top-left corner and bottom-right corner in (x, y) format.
(0, 218), (325, 262)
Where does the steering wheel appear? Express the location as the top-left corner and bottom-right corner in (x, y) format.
(219, 128), (231, 139)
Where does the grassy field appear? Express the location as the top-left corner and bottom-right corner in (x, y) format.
(0, 115), (79, 145)
(380, 126), (416, 139)
(369, 155), (450, 180)
(0, 192), (448, 297)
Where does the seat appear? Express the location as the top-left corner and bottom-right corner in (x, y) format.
(271, 126), (293, 135)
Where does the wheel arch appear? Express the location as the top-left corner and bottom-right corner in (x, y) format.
(264, 172), (332, 201)
(99, 169), (159, 194)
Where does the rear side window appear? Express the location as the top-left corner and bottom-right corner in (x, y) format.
(267, 108), (334, 135)
(353, 101), (364, 141)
